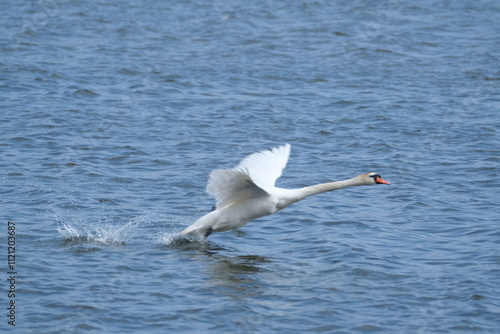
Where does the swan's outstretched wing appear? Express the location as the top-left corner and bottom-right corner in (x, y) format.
(235, 143), (291, 191)
(206, 169), (268, 208)
(206, 144), (291, 208)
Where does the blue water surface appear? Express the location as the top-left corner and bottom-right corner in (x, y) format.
(1, 0), (499, 333)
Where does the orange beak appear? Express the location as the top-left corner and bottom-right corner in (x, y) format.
(376, 176), (391, 185)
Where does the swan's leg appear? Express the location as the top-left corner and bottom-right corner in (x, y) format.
(204, 227), (214, 238)
(211, 205), (217, 211)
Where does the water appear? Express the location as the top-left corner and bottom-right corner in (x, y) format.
(1, 0), (499, 332)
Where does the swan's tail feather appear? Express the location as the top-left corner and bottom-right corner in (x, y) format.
(179, 210), (218, 236)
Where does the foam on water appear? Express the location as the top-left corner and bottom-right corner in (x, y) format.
(157, 231), (209, 247)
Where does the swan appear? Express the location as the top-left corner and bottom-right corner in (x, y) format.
(179, 144), (390, 237)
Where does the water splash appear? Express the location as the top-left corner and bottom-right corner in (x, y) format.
(54, 210), (202, 247)
(158, 232), (182, 245)
(55, 214), (144, 246)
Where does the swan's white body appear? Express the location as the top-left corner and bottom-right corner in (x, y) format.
(180, 144), (389, 237)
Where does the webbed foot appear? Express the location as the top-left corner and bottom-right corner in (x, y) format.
(204, 227), (214, 238)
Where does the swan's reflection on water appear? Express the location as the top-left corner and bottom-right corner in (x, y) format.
(207, 253), (271, 276)
(202, 249), (273, 329)
(170, 233), (274, 297)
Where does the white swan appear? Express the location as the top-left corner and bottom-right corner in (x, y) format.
(180, 144), (390, 237)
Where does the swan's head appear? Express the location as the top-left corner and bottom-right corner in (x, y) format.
(359, 173), (391, 185)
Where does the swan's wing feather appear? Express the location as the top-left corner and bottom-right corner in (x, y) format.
(235, 143), (291, 192)
(205, 144), (291, 207)
(206, 169), (268, 208)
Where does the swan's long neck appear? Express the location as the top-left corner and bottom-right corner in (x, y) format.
(302, 177), (362, 197)
(278, 177), (365, 209)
